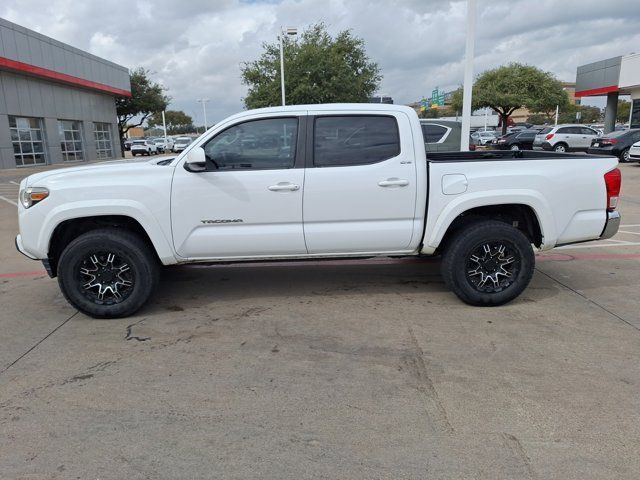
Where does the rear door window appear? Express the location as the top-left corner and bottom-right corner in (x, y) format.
(313, 116), (400, 167)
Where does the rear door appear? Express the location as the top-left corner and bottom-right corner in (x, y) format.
(556, 127), (579, 149)
(303, 112), (417, 254)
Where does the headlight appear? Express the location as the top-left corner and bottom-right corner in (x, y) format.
(19, 187), (49, 209)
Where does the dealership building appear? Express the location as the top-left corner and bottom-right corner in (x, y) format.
(575, 53), (640, 133)
(0, 17), (130, 169)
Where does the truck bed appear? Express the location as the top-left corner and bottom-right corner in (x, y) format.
(427, 150), (612, 162)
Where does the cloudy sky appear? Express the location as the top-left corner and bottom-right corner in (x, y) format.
(1, 0), (638, 124)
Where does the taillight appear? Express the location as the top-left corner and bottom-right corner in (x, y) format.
(545, 133), (554, 141)
(602, 138), (618, 145)
(604, 168), (621, 211)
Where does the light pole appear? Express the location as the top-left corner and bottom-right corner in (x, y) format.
(197, 98), (210, 130)
(460, 0), (477, 151)
(279, 26), (298, 106)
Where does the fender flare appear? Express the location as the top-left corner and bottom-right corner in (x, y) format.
(39, 200), (178, 264)
(422, 190), (555, 253)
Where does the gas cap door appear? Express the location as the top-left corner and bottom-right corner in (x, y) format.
(442, 174), (468, 195)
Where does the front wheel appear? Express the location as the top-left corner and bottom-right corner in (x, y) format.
(441, 220), (535, 306)
(57, 228), (159, 318)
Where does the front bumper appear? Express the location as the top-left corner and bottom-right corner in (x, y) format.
(600, 211), (621, 240)
(15, 234), (37, 260)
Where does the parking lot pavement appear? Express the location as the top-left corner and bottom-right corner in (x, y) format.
(0, 164), (639, 479)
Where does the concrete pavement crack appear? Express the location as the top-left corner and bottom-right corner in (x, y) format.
(535, 267), (639, 332)
(0, 311), (78, 375)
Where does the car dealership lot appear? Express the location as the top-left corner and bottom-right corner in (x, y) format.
(0, 162), (639, 479)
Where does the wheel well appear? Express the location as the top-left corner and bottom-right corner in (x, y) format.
(438, 204), (543, 251)
(48, 215), (158, 277)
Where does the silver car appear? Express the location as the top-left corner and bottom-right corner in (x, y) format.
(533, 124), (600, 152)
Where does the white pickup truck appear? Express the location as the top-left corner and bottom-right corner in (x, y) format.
(16, 104), (621, 318)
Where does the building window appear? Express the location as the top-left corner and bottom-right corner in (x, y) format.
(94, 123), (114, 159)
(58, 120), (85, 162)
(9, 116), (47, 167)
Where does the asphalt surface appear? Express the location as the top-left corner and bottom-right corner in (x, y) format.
(0, 160), (639, 479)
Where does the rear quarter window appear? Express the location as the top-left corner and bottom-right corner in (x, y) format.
(313, 116), (400, 167)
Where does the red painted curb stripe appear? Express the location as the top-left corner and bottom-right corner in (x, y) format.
(0, 270), (47, 278)
(0, 56), (131, 97)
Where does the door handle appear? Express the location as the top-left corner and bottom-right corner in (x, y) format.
(378, 178), (409, 187)
(268, 182), (300, 192)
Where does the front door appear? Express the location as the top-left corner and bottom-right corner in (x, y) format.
(171, 116), (307, 259)
(303, 112), (418, 254)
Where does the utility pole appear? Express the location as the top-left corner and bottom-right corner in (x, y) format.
(460, 0), (477, 151)
(197, 98), (210, 130)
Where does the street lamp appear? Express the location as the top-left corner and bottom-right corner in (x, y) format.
(197, 98), (210, 130)
(279, 26), (298, 106)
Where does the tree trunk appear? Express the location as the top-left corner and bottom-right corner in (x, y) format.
(500, 113), (509, 135)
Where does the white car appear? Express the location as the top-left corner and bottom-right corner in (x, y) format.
(533, 124), (600, 152)
(173, 137), (193, 152)
(471, 130), (497, 145)
(130, 139), (158, 156)
(153, 137), (174, 153)
(629, 140), (640, 162)
(15, 104), (621, 318)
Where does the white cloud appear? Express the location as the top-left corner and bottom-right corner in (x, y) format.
(1, 0), (639, 122)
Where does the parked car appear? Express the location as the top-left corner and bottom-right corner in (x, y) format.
(587, 129), (640, 162)
(124, 138), (137, 151)
(153, 137), (174, 153)
(533, 124), (600, 152)
(471, 130), (497, 145)
(173, 136), (193, 153)
(130, 139), (158, 156)
(420, 120), (461, 152)
(15, 104), (621, 318)
(629, 140), (640, 162)
(491, 130), (538, 151)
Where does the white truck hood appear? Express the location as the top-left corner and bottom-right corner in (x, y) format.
(24, 157), (174, 187)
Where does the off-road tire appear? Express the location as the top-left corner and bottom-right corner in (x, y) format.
(441, 220), (535, 306)
(57, 228), (159, 318)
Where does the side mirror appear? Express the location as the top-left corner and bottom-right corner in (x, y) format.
(183, 146), (207, 172)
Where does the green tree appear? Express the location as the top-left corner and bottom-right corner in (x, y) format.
(617, 100), (631, 123)
(419, 107), (453, 119)
(116, 68), (169, 142)
(526, 113), (552, 124)
(451, 63), (569, 134)
(241, 23), (381, 108)
(148, 110), (194, 134)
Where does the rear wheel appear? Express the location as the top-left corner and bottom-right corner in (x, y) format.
(619, 148), (630, 163)
(57, 228), (159, 318)
(553, 143), (567, 153)
(441, 220), (535, 306)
